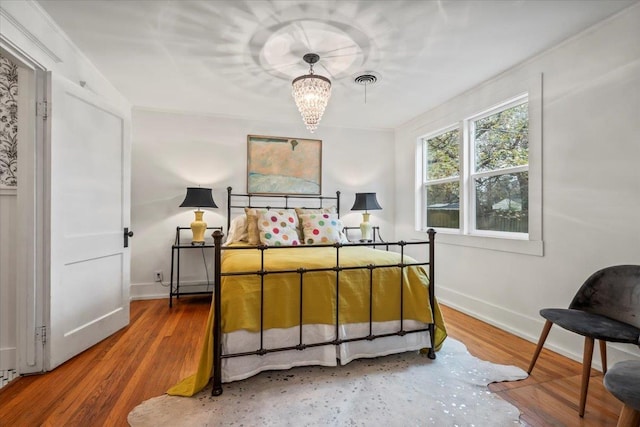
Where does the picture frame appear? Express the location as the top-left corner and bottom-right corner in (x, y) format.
(247, 134), (322, 195)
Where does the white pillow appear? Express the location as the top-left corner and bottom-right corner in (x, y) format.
(299, 213), (348, 245)
(257, 210), (301, 246)
(223, 215), (248, 245)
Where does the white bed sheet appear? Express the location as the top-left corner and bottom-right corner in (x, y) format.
(221, 320), (431, 382)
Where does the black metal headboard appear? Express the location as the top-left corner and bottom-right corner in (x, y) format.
(226, 186), (341, 232)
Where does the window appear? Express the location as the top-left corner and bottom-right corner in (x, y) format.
(471, 98), (529, 235)
(422, 95), (529, 238)
(424, 128), (460, 229)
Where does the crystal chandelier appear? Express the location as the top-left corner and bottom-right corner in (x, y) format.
(291, 53), (332, 133)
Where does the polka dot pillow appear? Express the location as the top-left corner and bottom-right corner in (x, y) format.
(299, 213), (347, 245)
(257, 210), (301, 246)
(294, 206), (337, 239)
(246, 207), (299, 245)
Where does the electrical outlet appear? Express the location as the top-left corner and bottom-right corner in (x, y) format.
(154, 271), (163, 282)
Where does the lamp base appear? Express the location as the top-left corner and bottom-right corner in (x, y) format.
(190, 210), (207, 244)
(360, 213), (372, 241)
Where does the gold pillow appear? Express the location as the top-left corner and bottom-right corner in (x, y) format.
(293, 206), (337, 216)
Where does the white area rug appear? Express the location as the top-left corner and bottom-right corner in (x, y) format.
(128, 338), (527, 426)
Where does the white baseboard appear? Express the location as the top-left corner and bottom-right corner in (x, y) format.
(0, 347), (16, 371)
(130, 281), (170, 300)
(437, 286), (640, 370)
(130, 280), (214, 301)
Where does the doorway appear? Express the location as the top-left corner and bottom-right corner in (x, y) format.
(0, 45), (47, 387)
(0, 52), (19, 386)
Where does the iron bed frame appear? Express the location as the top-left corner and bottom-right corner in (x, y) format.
(210, 187), (436, 396)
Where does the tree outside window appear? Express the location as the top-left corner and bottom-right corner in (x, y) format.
(472, 101), (528, 233)
(424, 128), (460, 229)
(422, 96), (529, 236)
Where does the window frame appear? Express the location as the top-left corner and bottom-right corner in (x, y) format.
(467, 94), (529, 239)
(422, 124), (461, 231)
(416, 73), (542, 256)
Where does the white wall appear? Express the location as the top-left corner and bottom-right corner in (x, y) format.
(0, 189), (17, 374)
(130, 110), (394, 298)
(395, 5), (640, 367)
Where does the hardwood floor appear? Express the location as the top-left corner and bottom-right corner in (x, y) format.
(444, 306), (621, 426)
(0, 298), (622, 426)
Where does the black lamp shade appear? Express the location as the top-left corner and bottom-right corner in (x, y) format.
(179, 187), (218, 209)
(351, 193), (382, 212)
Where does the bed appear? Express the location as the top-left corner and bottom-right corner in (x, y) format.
(167, 188), (447, 397)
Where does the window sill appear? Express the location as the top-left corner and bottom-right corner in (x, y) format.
(431, 230), (543, 256)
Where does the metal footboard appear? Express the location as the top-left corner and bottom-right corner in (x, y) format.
(210, 229), (436, 396)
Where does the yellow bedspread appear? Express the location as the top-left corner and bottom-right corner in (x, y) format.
(167, 245), (447, 397)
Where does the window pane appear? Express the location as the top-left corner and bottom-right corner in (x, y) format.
(425, 128), (459, 180)
(474, 103), (528, 173)
(427, 182), (459, 229)
(475, 172), (528, 233)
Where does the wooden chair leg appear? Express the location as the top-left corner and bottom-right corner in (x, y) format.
(616, 404), (640, 427)
(528, 320), (553, 374)
(579, 336), (595, 417)
(599, 340), (608, 374)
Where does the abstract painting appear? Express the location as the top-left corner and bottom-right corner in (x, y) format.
(247, 135), (321, 195)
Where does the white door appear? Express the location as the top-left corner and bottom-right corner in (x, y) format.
(46, 73), (131, 369)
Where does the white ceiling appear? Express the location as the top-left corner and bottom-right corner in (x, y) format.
(37, 0), (636, 131)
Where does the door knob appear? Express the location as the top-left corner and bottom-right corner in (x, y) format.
(124, 227), (134, 247)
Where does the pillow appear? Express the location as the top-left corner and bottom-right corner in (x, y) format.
(299, 213), (348, 245)
(245, 207), (299, 245)
(244, 207), (266, 245)
(223, 215), (248, 245)
(294, 206), (337, 237)
(294, 205), (337, 217)
(257, 210), (301, 246)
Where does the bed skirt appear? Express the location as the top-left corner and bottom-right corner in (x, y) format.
(222, 320), (431, 382)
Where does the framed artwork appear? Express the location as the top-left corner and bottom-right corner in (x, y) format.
(247, 134), (322, 195)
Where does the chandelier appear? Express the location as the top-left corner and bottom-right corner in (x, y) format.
(291, 53), (332, 133)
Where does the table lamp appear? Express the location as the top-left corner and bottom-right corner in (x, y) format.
(351, 192), (382, 241)
(179, 187), (218, 244)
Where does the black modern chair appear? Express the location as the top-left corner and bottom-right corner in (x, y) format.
(527, 265), (640, 417)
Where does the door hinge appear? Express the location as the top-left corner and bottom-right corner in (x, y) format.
(35, 326), (47, 344)
(36, 101), (48, 120)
